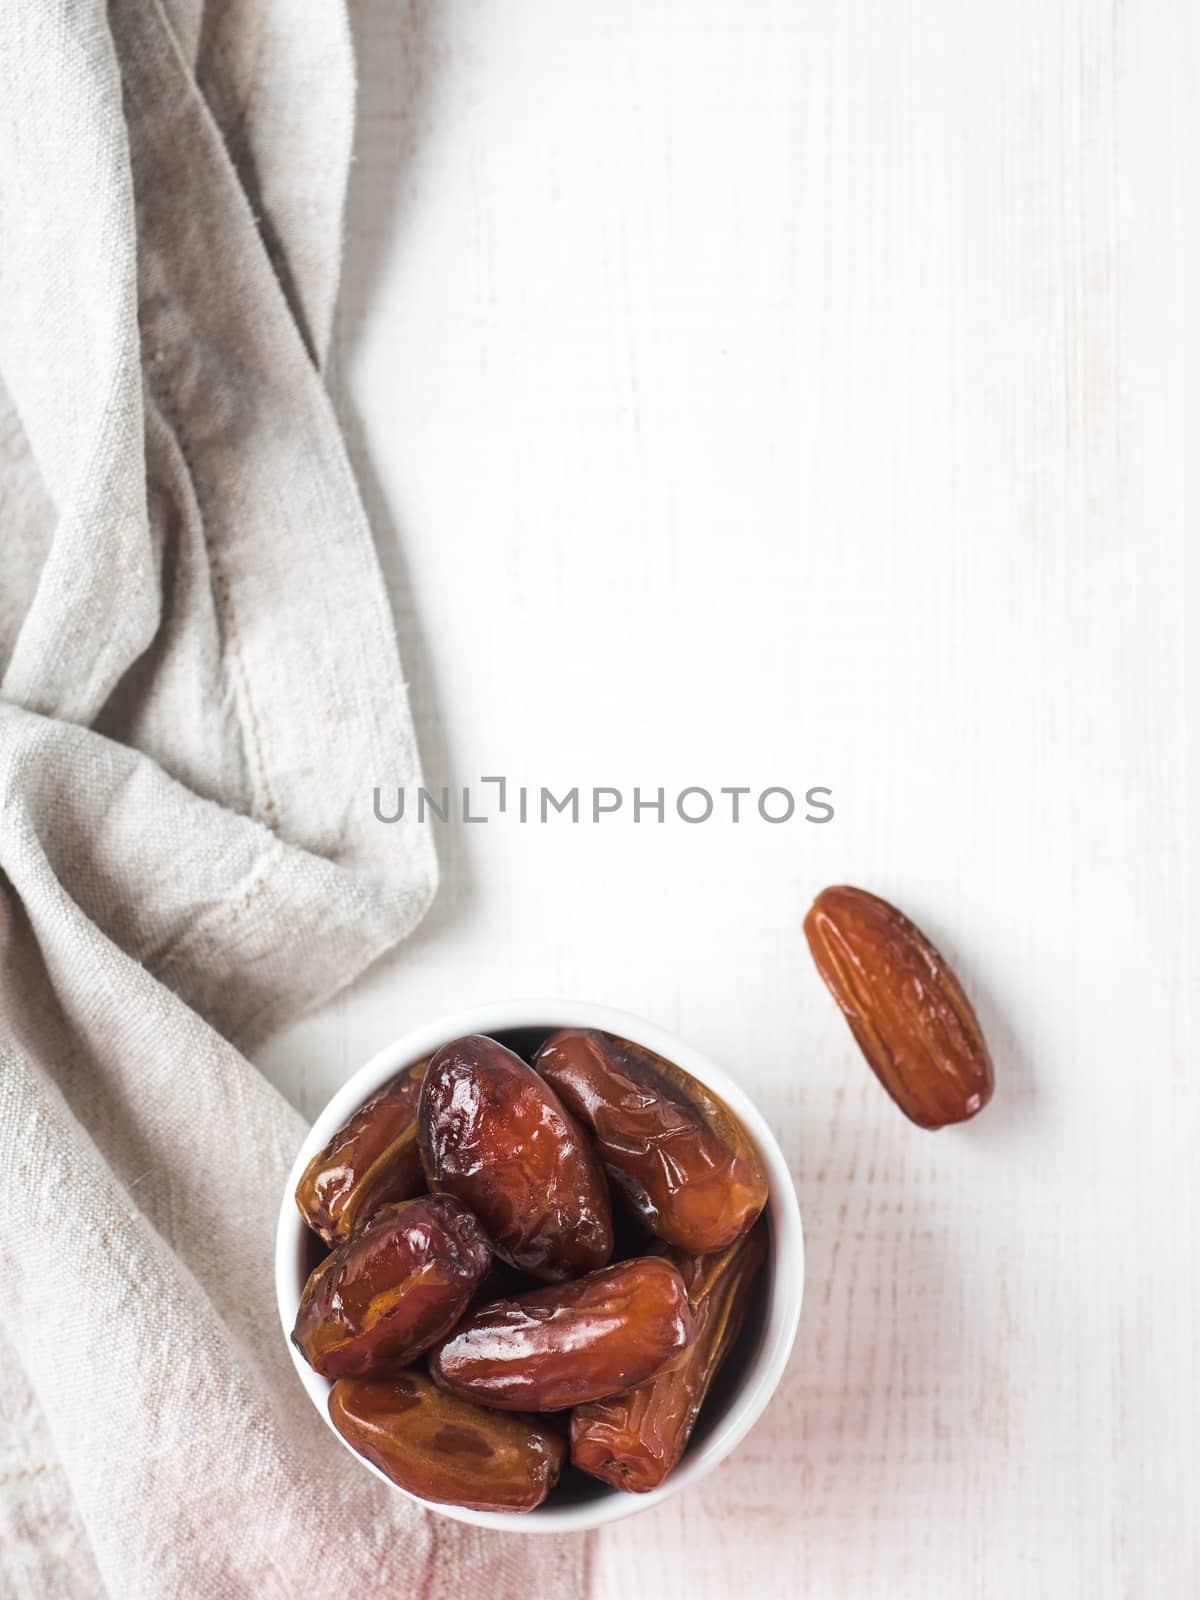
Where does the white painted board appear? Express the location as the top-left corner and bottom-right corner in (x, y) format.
(257, 4), (1200, 1594)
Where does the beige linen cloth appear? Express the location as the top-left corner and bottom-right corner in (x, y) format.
(0, 3), (584, 1596)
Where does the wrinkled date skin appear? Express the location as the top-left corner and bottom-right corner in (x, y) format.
(329, 1370), (565, 1513)
(292, 1195), (491, 1377)
(533, 1029), (768, 1254)
(418, 1034), (613, 1281)
(804, 885), (995, 1129)
(570, 1223), (767, 1492)
(295, 1059), (428, 1247)
(429, 1256), (693, 1411)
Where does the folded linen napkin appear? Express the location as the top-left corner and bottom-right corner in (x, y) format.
(0, 4), (585, 1595)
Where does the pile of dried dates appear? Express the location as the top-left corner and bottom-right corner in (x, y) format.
(293, 1029), (770, 1512)
(293, 888), (995, 1512)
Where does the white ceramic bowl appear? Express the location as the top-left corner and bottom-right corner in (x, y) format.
(275, 999), (804, 1533)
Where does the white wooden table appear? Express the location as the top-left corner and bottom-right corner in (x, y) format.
(256, 3), (1199, 1594)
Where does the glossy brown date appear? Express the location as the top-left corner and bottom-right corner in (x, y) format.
(803, 885), (994, 1129)
(418, 1034), (613, 1281)
(429, 1256), (693, 1411)
(570, 1223), (767, 1492)
(295, 1058), (428, 1247)
(329, 1370), (565, 1513)
(291, 1194), (491, 1378)
(533, 1029), (767, 1254)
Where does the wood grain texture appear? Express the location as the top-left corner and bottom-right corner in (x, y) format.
(255, 2), (1199, 1594)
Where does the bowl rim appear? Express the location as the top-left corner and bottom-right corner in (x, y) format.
(274, 997), (804, 1533)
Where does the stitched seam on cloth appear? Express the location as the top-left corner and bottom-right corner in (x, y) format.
(142, 3), (413, 788)
(207, 551), (281, 832)
(0, 706), (430, 1054)
(147, 361), (282, 838)
(130, 0), (315, 845)
(229, 906), (421, 1051)
(153, 836), (289, 987)
(0, 709), (285, 996)
(126, 1), (432, 922)
(195, 13), (323, 368)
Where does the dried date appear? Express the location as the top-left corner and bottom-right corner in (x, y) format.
(533, 1029), (767, 1253)
(803, 885), (994, 1128)
(429, 1256), (693, 1411)
(329, 1369), (565, 1513)
(570, 1222), (767, 1491)
(418, 1034), (612, 1281)
(295, 1058), (428, 1247)
(292, 1194), (491, 1377)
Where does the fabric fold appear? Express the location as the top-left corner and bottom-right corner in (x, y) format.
(0, 2), (586, 1594)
